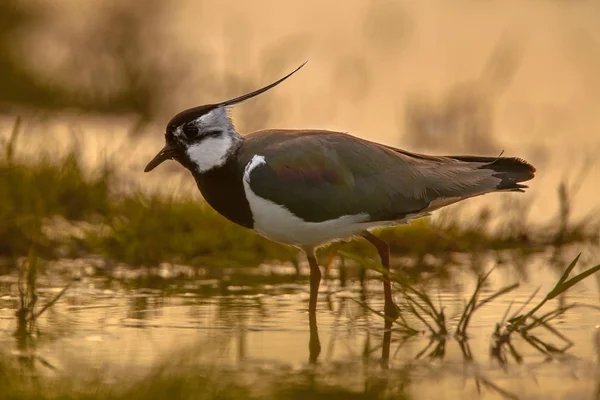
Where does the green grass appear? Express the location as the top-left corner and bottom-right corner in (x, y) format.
(83, 192), (296, 267)
(1, 118), (598, 270)
(0, 119), (112, 258)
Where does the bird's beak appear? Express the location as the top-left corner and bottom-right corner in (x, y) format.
(144, 144), (176, 172)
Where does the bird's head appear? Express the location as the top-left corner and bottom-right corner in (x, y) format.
(144, 62), (306, 174)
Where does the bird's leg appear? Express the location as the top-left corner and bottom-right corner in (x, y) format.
(305, 249), (322, 314)
(362, 231), (398, 320)
(304, 249), (322, 362)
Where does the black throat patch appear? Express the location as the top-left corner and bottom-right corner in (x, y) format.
(191, 156), (253, 229)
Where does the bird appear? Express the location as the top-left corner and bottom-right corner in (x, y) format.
(144, 62), (535, 319)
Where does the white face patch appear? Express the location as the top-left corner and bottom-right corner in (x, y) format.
(186, 134), (234, 173)
(174, 106), (240, 173)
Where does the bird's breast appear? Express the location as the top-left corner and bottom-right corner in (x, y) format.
(192, 162), (253, 229)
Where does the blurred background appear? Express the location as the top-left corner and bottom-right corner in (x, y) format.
(1, 0), (599, 216)
(2, 2), (600, 398)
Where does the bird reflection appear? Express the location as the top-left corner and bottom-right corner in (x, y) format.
(377, 319), (391, 370)
(309, 312), (321, 363)
(306, 302), (393, 368)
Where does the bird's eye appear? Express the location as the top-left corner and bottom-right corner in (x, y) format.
(182, 124), (199, 139)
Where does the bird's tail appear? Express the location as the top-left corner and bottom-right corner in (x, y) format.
(381, 143), (536, 195)
(412, 154), (537, 214)
(446, 154), (536, 193)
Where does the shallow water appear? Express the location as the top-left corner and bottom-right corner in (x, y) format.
(1, 251), (600, 399)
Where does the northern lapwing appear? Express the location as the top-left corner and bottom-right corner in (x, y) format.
(144, 63), (536, 319)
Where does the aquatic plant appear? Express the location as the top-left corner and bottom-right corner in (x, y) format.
(15, 250), (71, 336)
(348, 252), (600, 360)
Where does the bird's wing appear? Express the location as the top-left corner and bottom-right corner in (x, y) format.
(240, 130), (534, 223)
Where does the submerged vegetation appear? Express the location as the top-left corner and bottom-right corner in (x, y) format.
(2, 251), (600, 400)
(350, 252), (600, 361)
(1, 119), (598, 272)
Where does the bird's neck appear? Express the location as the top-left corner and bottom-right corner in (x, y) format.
(188, 126), (253, 229)
(191, 154), (254, 229)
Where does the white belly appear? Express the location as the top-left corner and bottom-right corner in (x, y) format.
(250, 200), (374, 247)
(242, 155), (380, 247)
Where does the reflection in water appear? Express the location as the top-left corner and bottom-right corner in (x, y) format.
(308, 313), (321, 364)
(415, 336), (446, 361)
(381, 319), (392, 369)
(128, 296), (149, 320)
(1, 254), (600, 398)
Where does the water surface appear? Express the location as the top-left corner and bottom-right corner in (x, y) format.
(1, 251), (600, 399)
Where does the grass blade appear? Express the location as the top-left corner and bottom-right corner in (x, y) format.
(476, 283), (520, 312)
(33, 283), (71, 320)
(547, 262), (600, 300)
